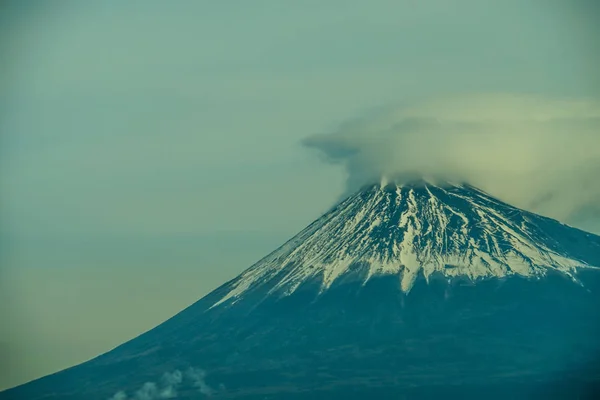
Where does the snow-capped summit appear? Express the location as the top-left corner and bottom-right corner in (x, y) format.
(212, 181), (599, 308)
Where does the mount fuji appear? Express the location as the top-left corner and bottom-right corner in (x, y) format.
(3, 181), (600, 400)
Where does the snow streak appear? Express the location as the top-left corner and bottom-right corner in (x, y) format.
(211, 181), (599, 308)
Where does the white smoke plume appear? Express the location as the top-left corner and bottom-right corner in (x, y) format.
(303, 93), (600, 225)
(108, 367), (214, 400)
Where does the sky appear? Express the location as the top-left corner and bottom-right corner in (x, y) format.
(1, 0), (599, 390)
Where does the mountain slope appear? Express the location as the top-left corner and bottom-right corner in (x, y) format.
(2, 181), (600, 400)
(213, 181), (599, 307)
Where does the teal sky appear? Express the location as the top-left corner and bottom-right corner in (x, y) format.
(1, 0), (599, 390)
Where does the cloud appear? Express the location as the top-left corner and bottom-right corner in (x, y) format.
(303, 93), (600, 224)
(110, 392), (128, 400)
(159, 370), (183, 399)
(186, 368), (214, 396)
(108, 367), (214, 400)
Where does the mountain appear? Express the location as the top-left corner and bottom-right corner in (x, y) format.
(3, 181), (600, 400)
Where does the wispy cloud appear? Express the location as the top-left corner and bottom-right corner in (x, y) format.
(108, 367), (215, 400)
(304, 93), (600, 224)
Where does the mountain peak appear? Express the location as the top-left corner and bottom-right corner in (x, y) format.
(211, 182), (599, 309)
(378, 175), (457, 189)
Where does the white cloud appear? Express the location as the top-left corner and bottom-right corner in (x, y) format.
(108, 367), (214, 400)
(304, 93), (600, 224)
